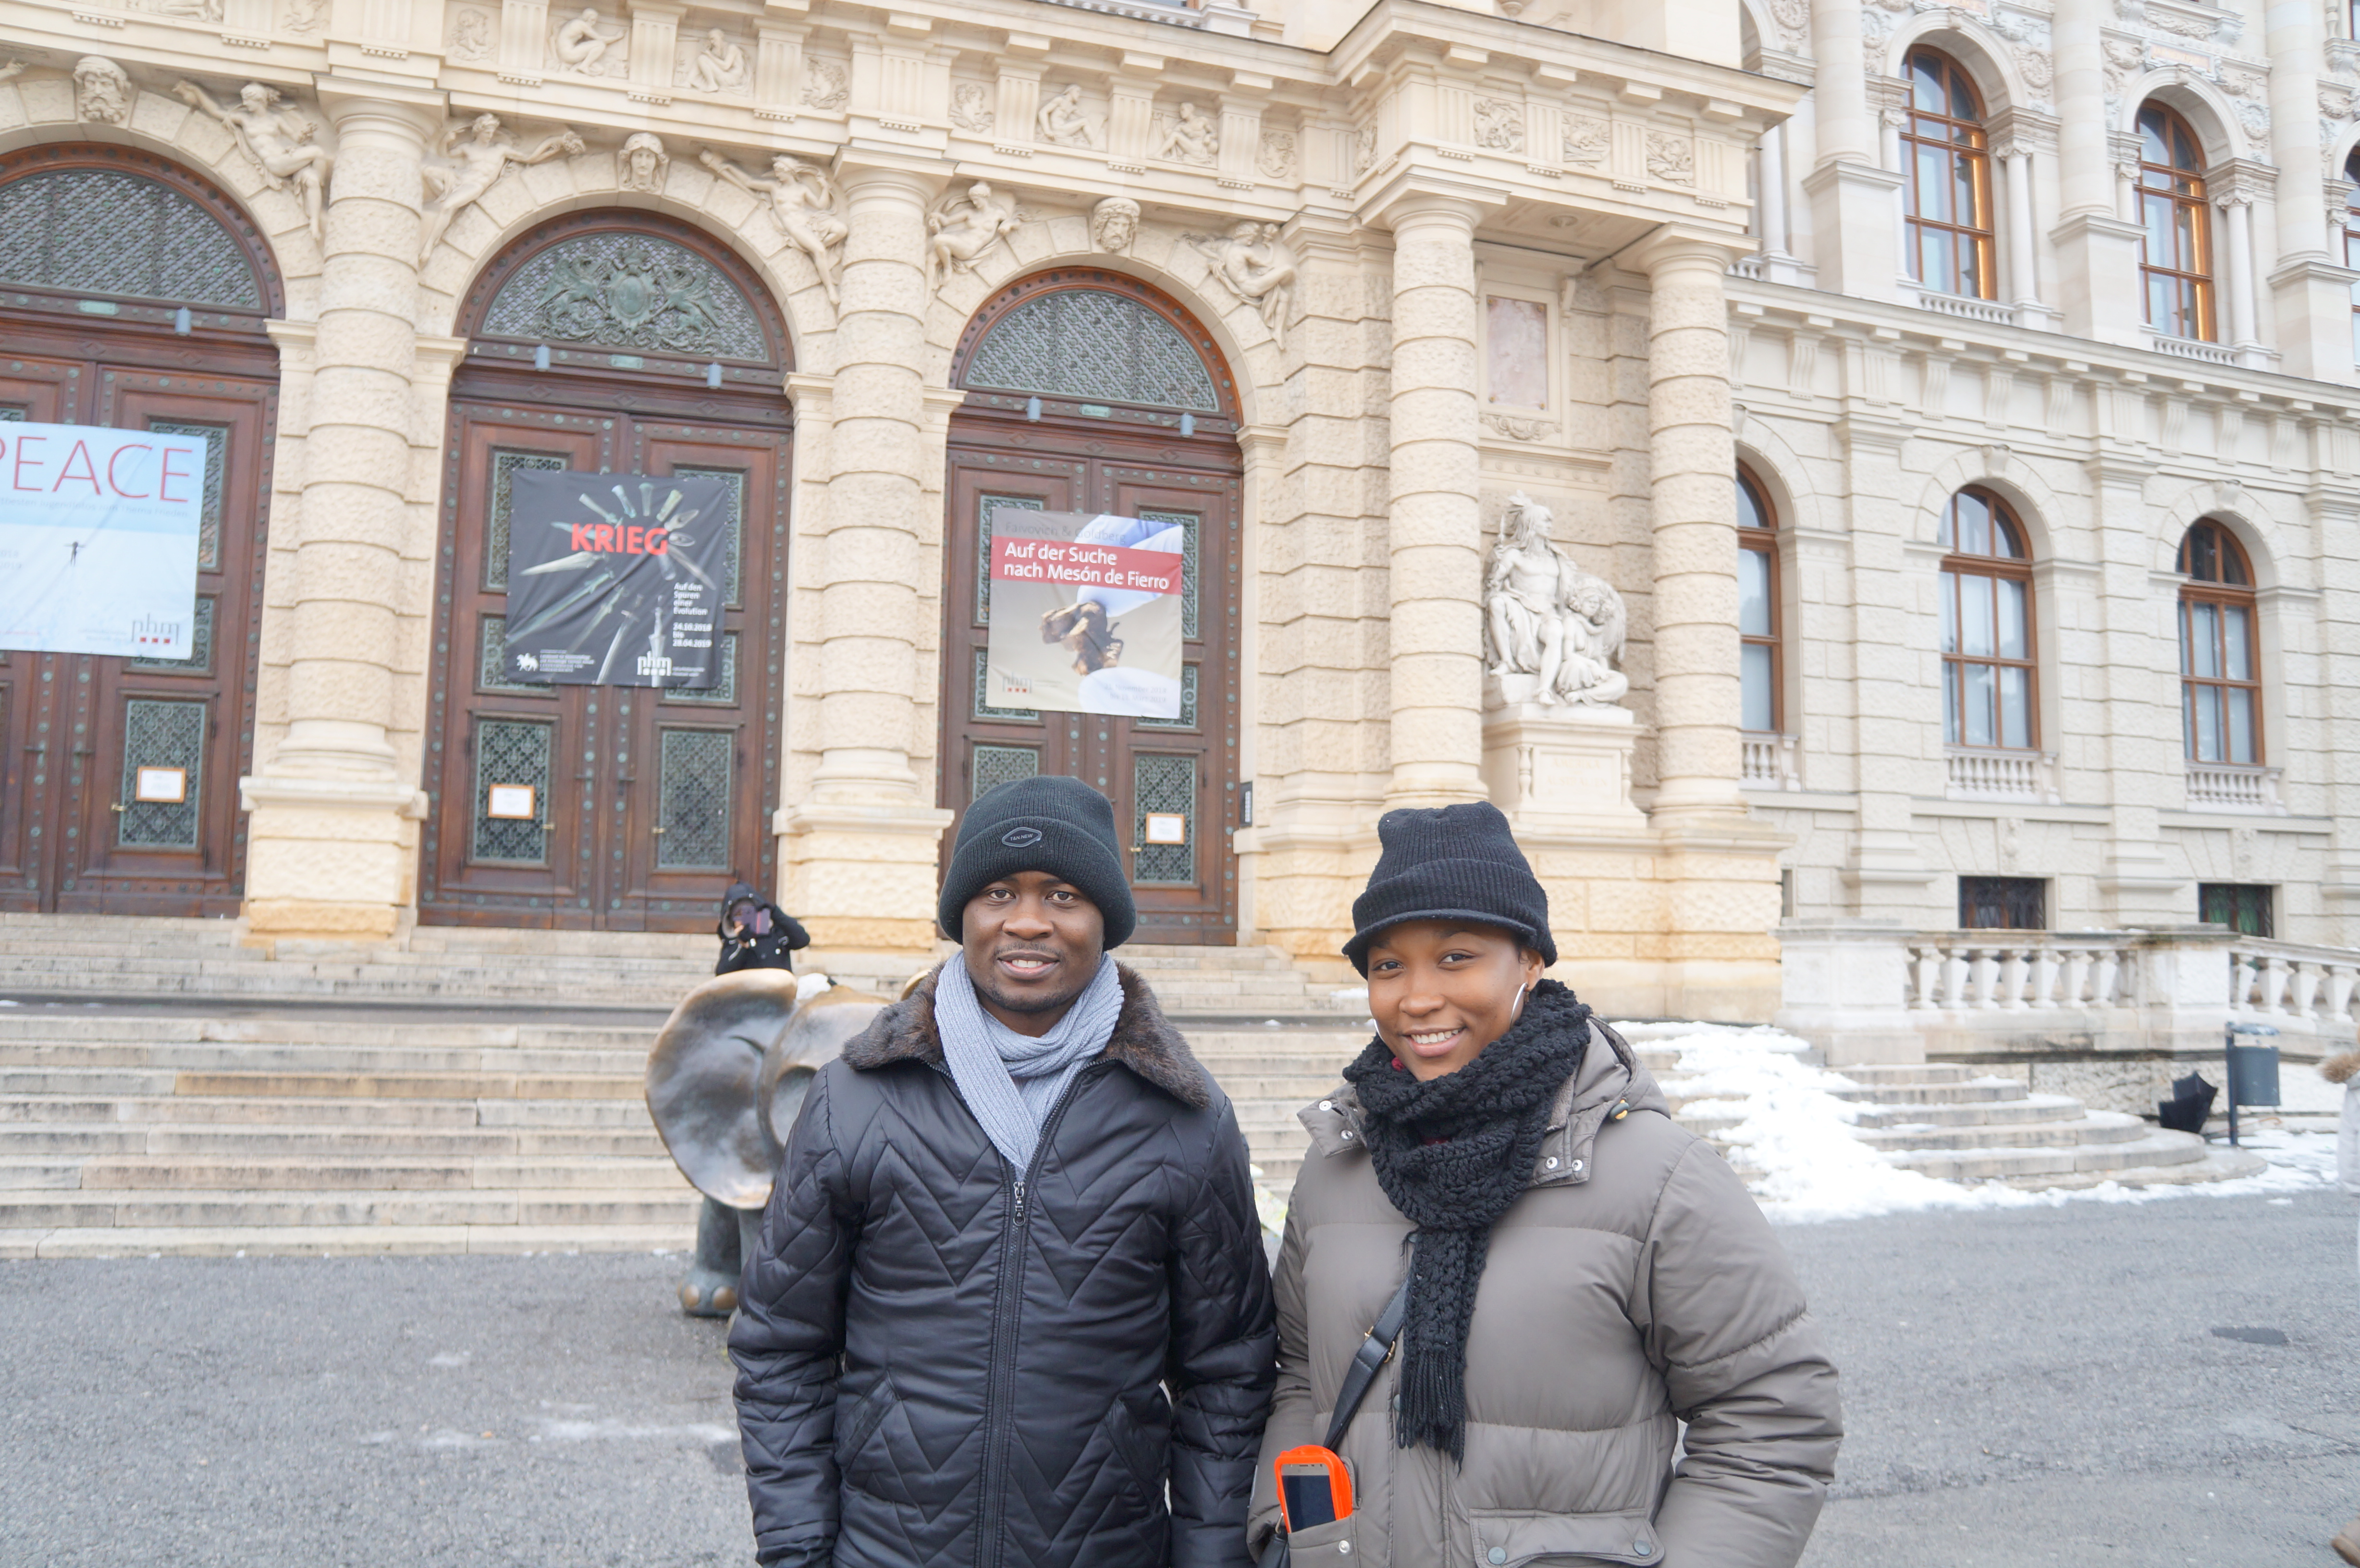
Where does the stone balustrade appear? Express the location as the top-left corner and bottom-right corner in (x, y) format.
(2185, 761), (2286, 814)
(2226, 937), (2360, 1026)
(1740, 730), (1798, 790)
(1944, 747), (2060, 803)
(1905, 932), (2140, 1012)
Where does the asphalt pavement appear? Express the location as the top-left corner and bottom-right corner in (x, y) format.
(1, 1187), (2353, 1567)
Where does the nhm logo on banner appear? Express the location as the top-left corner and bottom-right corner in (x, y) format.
(0, 421), (206, 660)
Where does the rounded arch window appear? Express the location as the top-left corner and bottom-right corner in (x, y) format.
(2177, 520), (2260, 765)
(1902, 49), (1995, 302)
(952, 273), (1237, 431)
(2137, 103), (2215, 342)
(1939, 488), (2036, 751)
(2345, 148), (2360, 362)
(0, 152), (275, 328)
(1737, 464), (1781, 735)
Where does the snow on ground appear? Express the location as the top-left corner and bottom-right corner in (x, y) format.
(1617, 1020), (2344, 1225)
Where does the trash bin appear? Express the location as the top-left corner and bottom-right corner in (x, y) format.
(2224, 1024), (2280, 1145)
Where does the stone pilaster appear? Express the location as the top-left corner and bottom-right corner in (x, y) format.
(776, 155), (954, 959)
(239, 83), (441, 944)
(1378, 187), (1488, 809)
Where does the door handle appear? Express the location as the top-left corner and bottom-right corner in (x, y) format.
(110, 802), (125, 813)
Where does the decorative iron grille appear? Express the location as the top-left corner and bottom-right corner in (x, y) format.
(148, 419), (228, 570)
(972, 648), (1039, 722)
(1134, 662), (1200, 731)
(0, 406), (24, 421)
(0, 170), (263, 308)
(664, 632), (739, 706)
(471, 718), (552, 863)
(128, 595), (216, 674)
(962, 289), (1221, 412)
(656, 728), (732, 869)
(117, 698), (205, 849)
(670, 465), (745, 606)
(976, 493), (1044, 624)
(476, 614), (548, 694)
(1132, 753), (1196, 884)
(484, 449), (570, 592)
(1138, 508), (1201, 638)
(480, 231), (769, 360)
(972, 744), (1039, 800)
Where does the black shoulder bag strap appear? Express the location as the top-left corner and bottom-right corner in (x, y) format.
(1256, 1253), (1415, 1568)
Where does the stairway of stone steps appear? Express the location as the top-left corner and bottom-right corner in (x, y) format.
(1661, 1061), (2266, 1188)
(0, 914), (1362, 1019)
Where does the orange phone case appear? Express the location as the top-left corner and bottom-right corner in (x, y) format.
(1274, 1443), (1354, 1528)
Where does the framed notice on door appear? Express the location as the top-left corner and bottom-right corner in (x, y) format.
(983, 511), (1186, 719)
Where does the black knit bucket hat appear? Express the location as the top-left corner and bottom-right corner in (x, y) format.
(937, 775), (1138, 948)
(1342, 800), (1555, 975)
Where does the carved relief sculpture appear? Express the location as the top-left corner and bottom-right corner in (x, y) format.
(1475, 98), (1525, 154)
(75, 57), (132, 126)
(1645, 131), (1696, 185)
(154, 0), (226, 23)
(1257, 129), (1298, 182)
(1038, 84), (1100, 149)
(924, 180), (1020, 294)
(173, 80), (333, 241)
(1562, 116), (1608, 164)
(283, 0), (326, 32)
(1189, 220), (1296, 348)
(700, 149), (847, 305)
(444, 3), (491, 55)
(683, 29), (750, 94)
(1353, 122), (1377, 174)
(0, 60), (24, 84)
(551, 8), (627, 76)
(1090, 195), (1140, 254)
(1154, 102), (1219, 166)
(617, 131), (669, 193)
(1483, 491), (1630, 708)
(418, 114), (585, 265)
(950, 83), (995, 135)
(801, 59), (848, 111)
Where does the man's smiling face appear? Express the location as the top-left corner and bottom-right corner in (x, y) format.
(960, 870), (1105, 1037)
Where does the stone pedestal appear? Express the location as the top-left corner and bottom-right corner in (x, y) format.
(1771, 920), (1924, 1065)
(1479, 700), (1646, 833)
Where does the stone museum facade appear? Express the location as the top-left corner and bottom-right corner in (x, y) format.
(3, 0), (2359, 1055)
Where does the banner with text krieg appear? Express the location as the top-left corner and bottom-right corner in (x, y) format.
(0, 422), (207, 659)
(502, 470), (731, 688)
(986, 511), (1186, 720)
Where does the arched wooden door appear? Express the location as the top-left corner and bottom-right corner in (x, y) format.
(0, 146), (282, 916)
(421, 213), (792, 931)
(942, 271), (1244, 944)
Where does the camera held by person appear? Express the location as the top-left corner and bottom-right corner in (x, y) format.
(714, 882), (810, 976)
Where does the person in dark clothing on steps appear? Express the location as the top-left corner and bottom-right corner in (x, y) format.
(714, 881), (810, 975)
(729, 775), (1277, 1568)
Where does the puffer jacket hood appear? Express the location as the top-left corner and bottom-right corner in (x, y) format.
(1254, 1015), (1843, 1568)
(731, 962), (1276, 1568)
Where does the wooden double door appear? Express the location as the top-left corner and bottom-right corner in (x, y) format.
(0, 347), (273, 915)
(939, 426), (1241, 943)
(419, 400), (788, 931)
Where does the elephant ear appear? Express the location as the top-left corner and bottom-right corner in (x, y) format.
(645, 969), (798, 1209)
(756, 988), (890, 1165)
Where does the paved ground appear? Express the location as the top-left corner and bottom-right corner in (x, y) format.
(1, 1187), (2352, 1567)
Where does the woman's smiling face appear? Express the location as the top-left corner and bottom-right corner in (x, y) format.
(1363, 920), (1546, 1081)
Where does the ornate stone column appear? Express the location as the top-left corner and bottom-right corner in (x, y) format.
(2264, 0), (2355, 380)
(1633, 233), (1747, 819)
(1801, 0), (1903, 299)
(1379, 188), (1489, 809)
(2218, 189), (2262, 362)
(1998, 141), (2046, 325)
(2050, 0), (2145, 345)
(776, 154), (954, 957)
(239, 82), (441, 943)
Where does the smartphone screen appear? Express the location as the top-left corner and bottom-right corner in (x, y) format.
(1281, 1467), (1338, 1531)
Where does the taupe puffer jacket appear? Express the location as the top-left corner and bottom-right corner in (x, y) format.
(1250, 1021), (1843, 1568)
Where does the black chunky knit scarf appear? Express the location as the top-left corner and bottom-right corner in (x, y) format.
(1340, 979), (1591, 1463)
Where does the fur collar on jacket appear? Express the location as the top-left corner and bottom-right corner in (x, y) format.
(842, 961), (1213, 1110)
(2323, 1050), (2360, 1085)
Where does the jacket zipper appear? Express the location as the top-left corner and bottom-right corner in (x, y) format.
(974, 1062), (1106, 1568)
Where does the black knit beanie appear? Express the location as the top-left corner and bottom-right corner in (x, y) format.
(937, 775), (1138, 948)
(1342, 801), (1555, 974)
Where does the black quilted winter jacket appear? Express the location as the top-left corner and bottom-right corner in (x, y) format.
(729, 962), (1278, 1568)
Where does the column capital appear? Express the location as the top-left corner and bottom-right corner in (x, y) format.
(831, 149), (949, 202)
(1361, 171), (1501, 233)
(311, 75), (445, 142)
(1625, 227), (1745, 278)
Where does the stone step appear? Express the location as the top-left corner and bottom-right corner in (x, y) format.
(170, 1070), (641, 1101)
(1850, 1111), (2152, 1153)
(0, 1187), (701, 1230)
(0, 1093), (652, 1129)
(0, 1123), (665, 1159)
(0, 1223), (691, 1259)
(30, 1152), (684, 1193)
(1820, 1080), (2027, 1105)
(1876, 1127), (2213, 1181)
(1672, 1094), (2088, 1134)
(0, 1042), (652, 1076)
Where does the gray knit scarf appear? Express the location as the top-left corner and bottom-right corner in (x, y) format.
(933, 954), (1125, 1175)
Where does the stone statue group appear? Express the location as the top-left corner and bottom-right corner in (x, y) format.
(1483, 491), (1630, 709)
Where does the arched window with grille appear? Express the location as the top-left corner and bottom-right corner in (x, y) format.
(1737, 465), (1781, 735)
(1902, 49), (1995, 301)
(2345, 149), (2360, 362)
(2177, 520), (2260, 765)
(1940, 488), (2036, 751)
(2137, 104), (2214, 342)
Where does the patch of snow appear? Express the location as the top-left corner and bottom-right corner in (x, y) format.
(533, 1417), (737, 1445)
(798, 973), (832, 999)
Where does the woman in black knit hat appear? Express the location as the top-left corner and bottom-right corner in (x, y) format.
(1247, 800), (1843, 1568)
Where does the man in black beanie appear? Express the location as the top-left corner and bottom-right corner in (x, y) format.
(731, 775), (1275, 1568)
